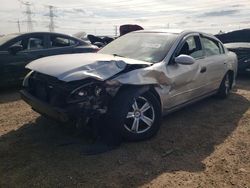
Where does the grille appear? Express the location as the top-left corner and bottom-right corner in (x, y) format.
(28, 72), (96, 107)
(29, 73), (70, 107)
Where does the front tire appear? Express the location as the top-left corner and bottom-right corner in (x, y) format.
(107, 88), (161, 141)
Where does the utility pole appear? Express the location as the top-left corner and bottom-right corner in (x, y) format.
(17, 20), (21, 33)
(114, 25), (118, 36)
(8, 20), (21, 33)
(48, 5), (55, 32)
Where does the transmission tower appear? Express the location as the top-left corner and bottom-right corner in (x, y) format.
(48, 5), (55, 32)
(24, 2), (33, 32)
(19, 1), (34, 32)
(17, 20), (21, 33)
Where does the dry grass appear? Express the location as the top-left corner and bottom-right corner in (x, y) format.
(0, 77), (249, 188)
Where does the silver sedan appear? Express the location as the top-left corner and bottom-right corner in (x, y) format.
(21, 30), (238, 141)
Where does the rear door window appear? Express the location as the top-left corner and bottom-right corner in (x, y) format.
(50, 36), (77, 48)
(201, 37), (220, 56)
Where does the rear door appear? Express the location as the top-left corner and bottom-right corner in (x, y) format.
(45, 34), (81, 56)
(200, 35), (227, 91)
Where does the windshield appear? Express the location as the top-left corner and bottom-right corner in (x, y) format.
(0, 34), (19, 46)
(98, 32), (178, 63)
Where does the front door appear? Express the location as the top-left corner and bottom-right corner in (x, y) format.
(1, 34), (47, 85)
(45, 34), (78, 56)
(164, 34), (208, 109)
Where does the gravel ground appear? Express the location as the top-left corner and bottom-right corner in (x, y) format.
(0, 77), (249, 188)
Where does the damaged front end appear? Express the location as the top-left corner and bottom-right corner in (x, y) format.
(21, 52), (155, 127)
(21, 71), (122, 126)
(20, 51), (171, 129)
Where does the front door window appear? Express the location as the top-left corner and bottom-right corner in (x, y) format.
(178, 36), (203, 59)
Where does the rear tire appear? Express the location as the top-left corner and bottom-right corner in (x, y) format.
(107, 87), (161, 141)
(217, 73), (232, 99)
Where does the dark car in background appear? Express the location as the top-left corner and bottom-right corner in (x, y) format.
(216, 29), (250, 75)
(73, 24), (144, 48)
(225, 43), (250, 74)
(0, 32), (98, 87)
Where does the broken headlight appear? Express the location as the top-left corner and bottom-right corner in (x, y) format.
(94, 86), (103, 97)
(67, 84), (105, 103)
(77, 90), (88, 97)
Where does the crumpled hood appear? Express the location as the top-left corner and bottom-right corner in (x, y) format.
(26, 53), (151, 82)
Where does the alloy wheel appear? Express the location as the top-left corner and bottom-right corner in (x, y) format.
(124, 96), (155, 134)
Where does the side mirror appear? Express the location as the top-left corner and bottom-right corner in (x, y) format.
(175, 54), (196, 65)
(8, 45), (23, 55)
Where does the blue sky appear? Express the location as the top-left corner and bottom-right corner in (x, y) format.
(0, 0), (250, 35)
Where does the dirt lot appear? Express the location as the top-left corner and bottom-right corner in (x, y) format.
(0, 77), (249, 188)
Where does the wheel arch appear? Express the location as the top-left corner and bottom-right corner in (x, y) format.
(148, 87), (162, 111)
(227, 70), (234, 89)
(115, 84), (162, 112)
(108, 84), (162, 141)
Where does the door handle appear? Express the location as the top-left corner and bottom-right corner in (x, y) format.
(200, 66), (207, 73)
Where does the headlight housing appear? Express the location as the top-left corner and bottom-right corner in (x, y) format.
(94, 86), (103, 97)
(67, 83), (105, 103)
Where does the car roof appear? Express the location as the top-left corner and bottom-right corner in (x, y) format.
(135, 29), (216, 36)
(134, 29), (220, 41)
(0, 32), (91, 48)
(8, 32), (82, 41)
(135, 29), (185, 34)
(16, 31), (71, 35)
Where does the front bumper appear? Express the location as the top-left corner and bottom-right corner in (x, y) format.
(20, 90), (69, 122)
